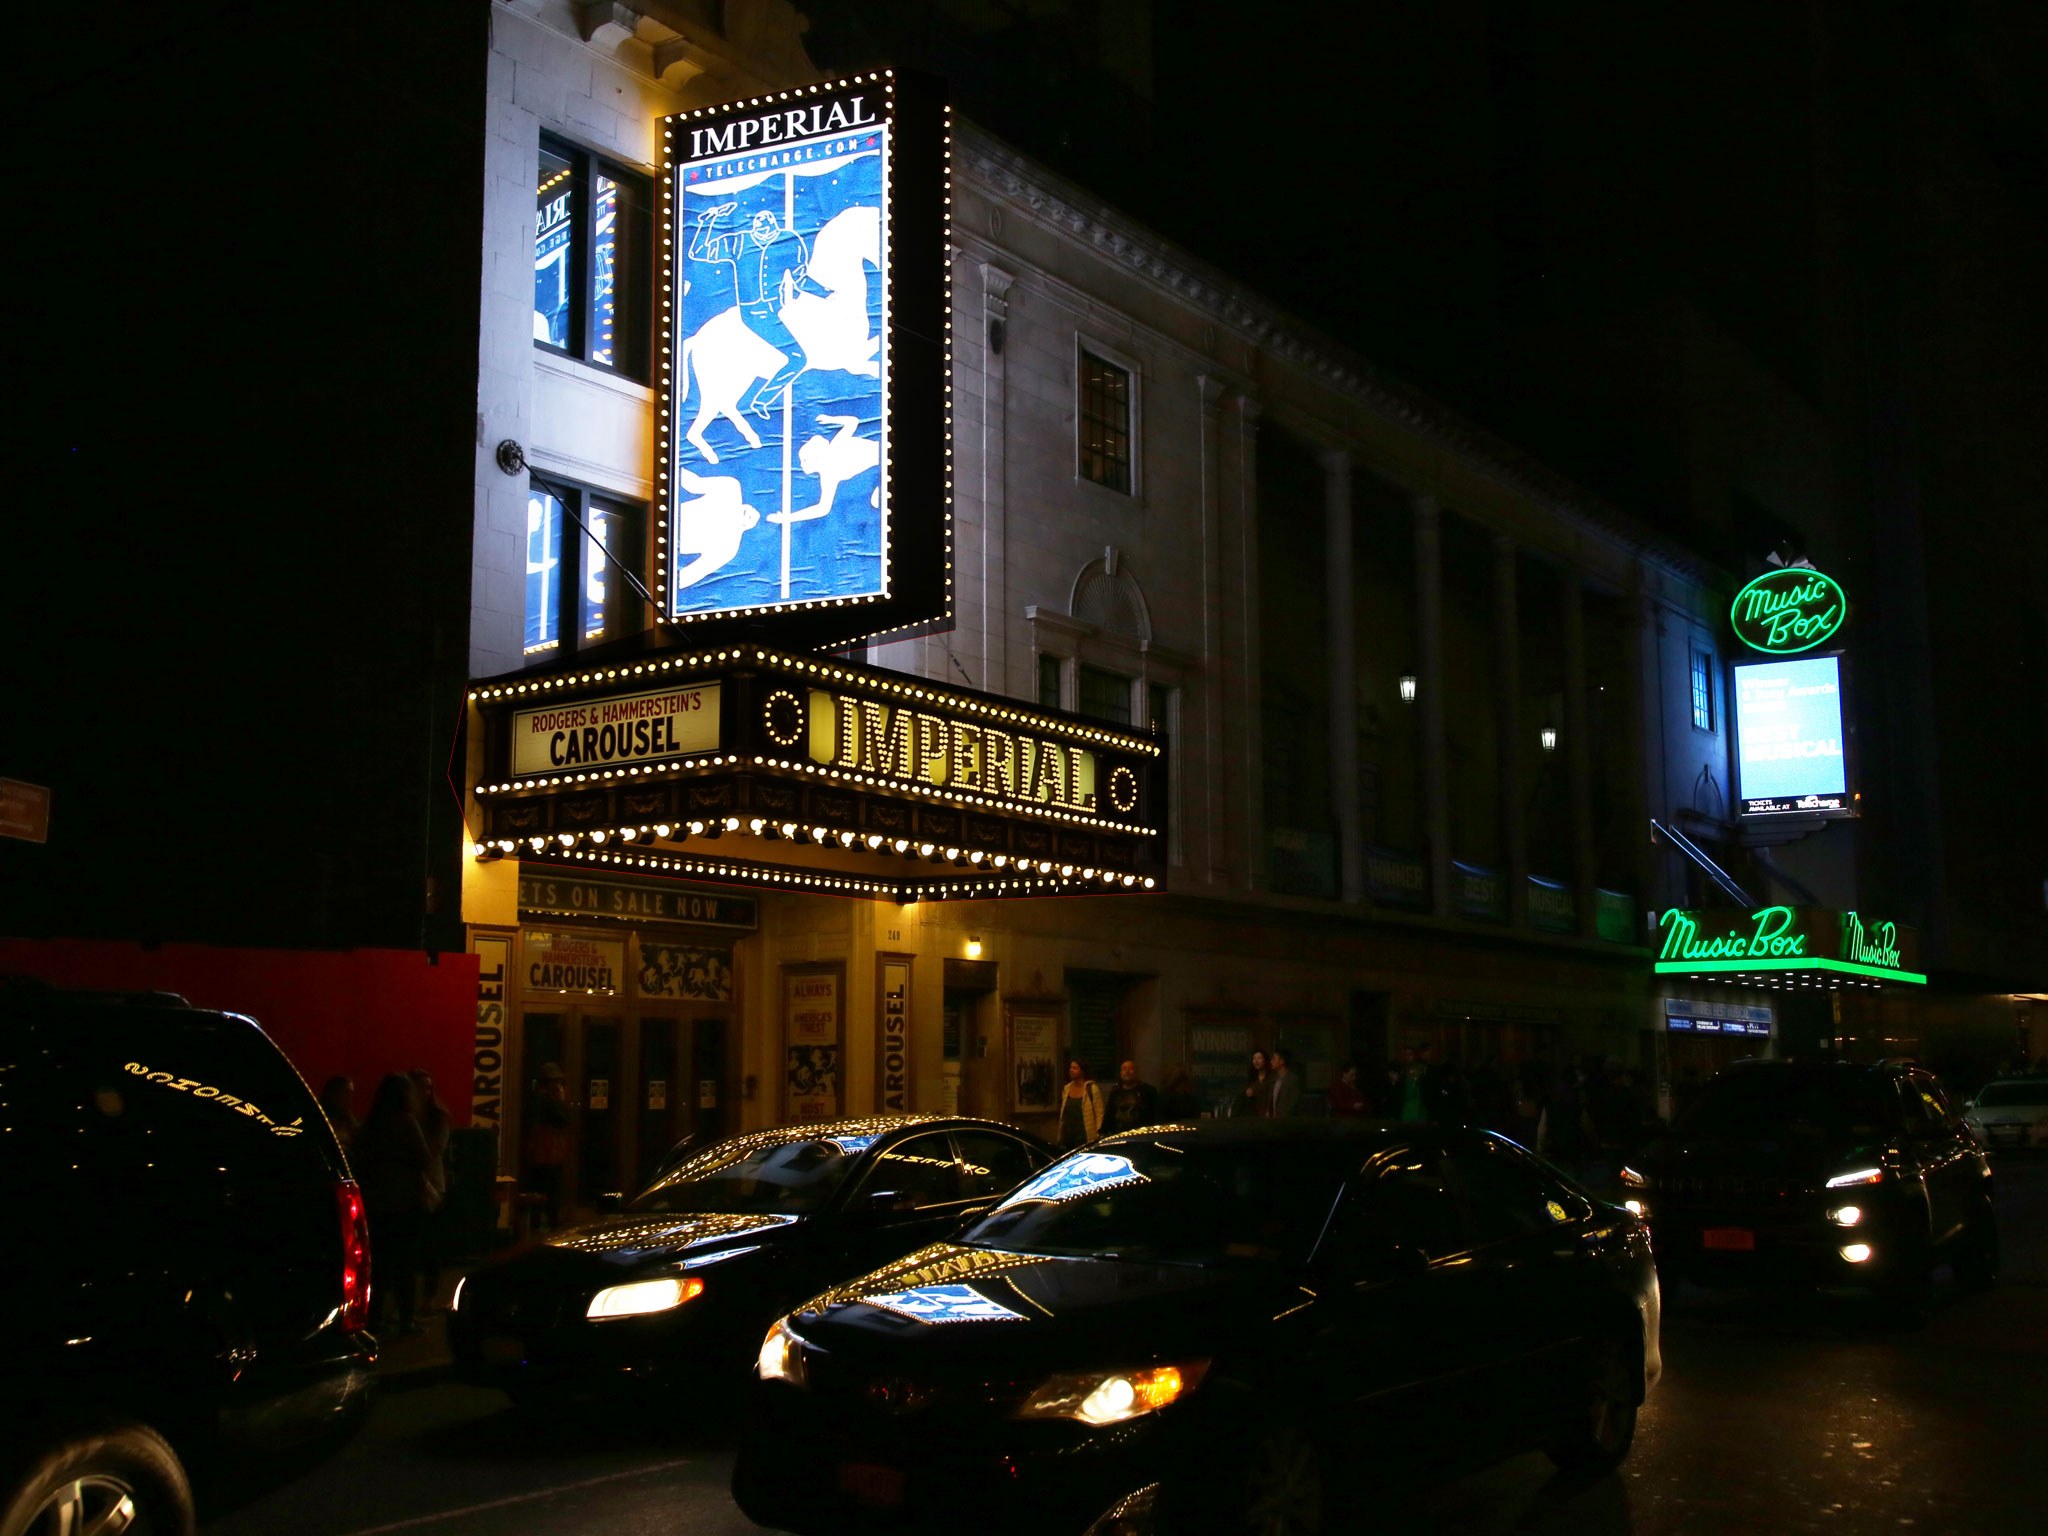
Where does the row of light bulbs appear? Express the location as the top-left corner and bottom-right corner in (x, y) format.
(474, 819), (1155, 892)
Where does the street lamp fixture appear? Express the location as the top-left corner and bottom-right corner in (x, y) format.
(1539, 725), (1558, 753)
(1398, 675), (1418, 703)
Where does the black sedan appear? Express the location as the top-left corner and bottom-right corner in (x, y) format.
(732, 1120), (1661, 1535)
(1625, 1060), (1997, 1316)
(449, 1114), (1051, 1398)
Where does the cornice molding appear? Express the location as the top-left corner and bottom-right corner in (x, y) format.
(957, 123), (1718, 589)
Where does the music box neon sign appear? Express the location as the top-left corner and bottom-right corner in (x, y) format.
(1729, 568), (1847, 654)
(1655, 906), (1924, 984)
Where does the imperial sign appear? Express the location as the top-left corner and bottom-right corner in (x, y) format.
(1729, 567), (1847, 654)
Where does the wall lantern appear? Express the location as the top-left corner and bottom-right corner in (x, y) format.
(1398, 675), (1418, 703)
(965, 936), (983, 960)
(1540, 725), (1559, 753)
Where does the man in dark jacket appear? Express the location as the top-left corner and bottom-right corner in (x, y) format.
(1268, 1049), (1304, 1118)
(1103, 1060), (1160, 1135)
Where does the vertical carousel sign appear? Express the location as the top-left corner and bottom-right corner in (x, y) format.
(657, 72), (951, 643)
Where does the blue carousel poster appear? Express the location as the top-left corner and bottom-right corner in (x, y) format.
(669, 127), (887, 617)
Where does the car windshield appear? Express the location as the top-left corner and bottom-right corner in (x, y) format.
(958, 1138), (1346, 1267)
(1976, 1082), (2048, 1109)
(1677, 1071), (1898, 1140)
(628, 1130), (877, 1216)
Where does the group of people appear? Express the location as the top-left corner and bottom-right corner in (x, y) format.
(317, 1070), (455, 1336)
(1054, 1059), (1205, 1149)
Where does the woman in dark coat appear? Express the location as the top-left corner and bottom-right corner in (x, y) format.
(353, 1073), (431, 1335)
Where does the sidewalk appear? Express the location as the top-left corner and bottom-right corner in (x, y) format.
(372, 1261), (477, 1380)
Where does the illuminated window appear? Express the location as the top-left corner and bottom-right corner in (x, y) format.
(525, 491), (564, 655)
(1038, 654), (1064, 710)
(534, 135), (650, 380)
(1078, 349), (1133, 494)
(1690, 647), (1715, 731)
(524, 482), (645, 660)
(1079, 665), (1133, 727)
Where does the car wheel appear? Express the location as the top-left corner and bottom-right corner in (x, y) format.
(0, 1424), (193, 1536)
(1545, 1332), (1638, 1476)
(1239, 1420), (1324, 1535)
(1952, 1202), (2000, 1292)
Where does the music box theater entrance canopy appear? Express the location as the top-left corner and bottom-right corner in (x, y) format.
(468, 646), (1167, 901)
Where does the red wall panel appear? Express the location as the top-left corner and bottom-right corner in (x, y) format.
(0, 940), (479, 1129)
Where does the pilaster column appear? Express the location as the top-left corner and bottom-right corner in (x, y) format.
(1324, 449), (1362, 903)
(1493, 534), (1528, 928)
(1196, 375), (1229, 887)
(1413, 494), (1452, 919)
(978, 263), (1013, 696)
(1234, 396), (1264, 890)
(1562, 568), (1599, 938)
(1627, 563), (1664, 917)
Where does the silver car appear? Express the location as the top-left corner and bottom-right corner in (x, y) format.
(1963, 1078), (2048, 1154)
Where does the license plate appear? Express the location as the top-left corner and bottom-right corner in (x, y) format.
(480, 1335), (525, 1363)
(1702, 1227), (1756, 1252)
(836, 1463), (905, 1508)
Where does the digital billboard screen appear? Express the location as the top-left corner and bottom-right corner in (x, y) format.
(656, 73), (950, 644)
(1732, 655), (1851, 817)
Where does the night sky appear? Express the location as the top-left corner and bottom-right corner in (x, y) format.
(6, 1), (2043, 970)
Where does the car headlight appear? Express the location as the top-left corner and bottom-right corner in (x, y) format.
(1620, 1166), (1650, 1190)
(1825, 1167), (1884, 1189)
(1017, 1362), (1208, 1426)
(586, 1275), (704, 1320)
(757, 1319), (807, 1386)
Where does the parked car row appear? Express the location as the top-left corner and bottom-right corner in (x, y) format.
(8, 976), (2003, 1536)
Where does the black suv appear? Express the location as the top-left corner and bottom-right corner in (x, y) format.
(0, 982), (376, 1536)
(1627, 1059), (1997, 1312)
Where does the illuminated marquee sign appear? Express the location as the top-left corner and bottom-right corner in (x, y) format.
(1654, 906), (1925, 985)
(1729, 567), (1847, 654)
(803, 690), (1104, 816)
(511, 684), (720, 778)
(656, 73), (951, 643)
(467, 647), (1168, 900)
(1732, 655), (1852, 817)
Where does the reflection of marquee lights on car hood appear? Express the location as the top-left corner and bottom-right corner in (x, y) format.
(858, 1282), (1029, 1326)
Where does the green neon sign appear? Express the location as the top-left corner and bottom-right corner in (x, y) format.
(1729, 567), (1847, 654)
(1658, 906), (1807, 963)
(1653, 906), (1925, 985)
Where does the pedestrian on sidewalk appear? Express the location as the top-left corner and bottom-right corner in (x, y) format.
(355, 1073), (433, 1336)
(411, 1068), (453, 1311)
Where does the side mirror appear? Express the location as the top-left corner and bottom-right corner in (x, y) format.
(865, 1189), (917, 1219)
(595, 1191), (625, 1214)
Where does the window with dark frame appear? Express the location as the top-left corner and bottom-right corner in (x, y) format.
(525, 485), (646, 659)
(534, 135), (651, 381)
(1078, 349), (1133, 494)
(1690, 646), (1715, 731)
(1038, 654), (1063, 710)
(1078, 665), (1133, 727)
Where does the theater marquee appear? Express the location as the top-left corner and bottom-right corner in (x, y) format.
(469, 646), (1166, 902)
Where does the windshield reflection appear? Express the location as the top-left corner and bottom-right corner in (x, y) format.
(961, 1139), (1345, 1267)
(631, 1129), (871, 1216)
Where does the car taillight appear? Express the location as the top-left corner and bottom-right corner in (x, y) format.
(337, 1180), (372, 1333)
